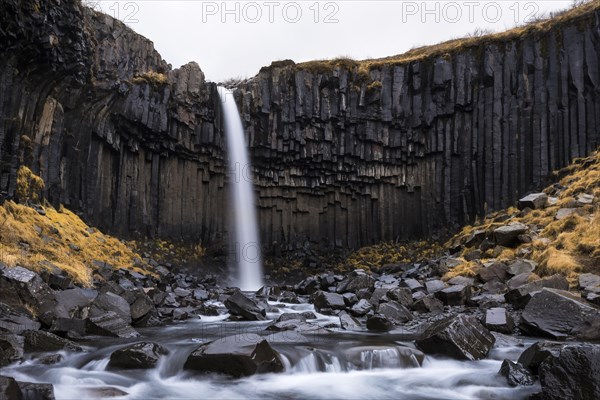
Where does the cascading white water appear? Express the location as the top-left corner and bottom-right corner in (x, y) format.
(218, 87), (264, 291)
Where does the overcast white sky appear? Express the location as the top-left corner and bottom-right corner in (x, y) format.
(87, 1), (573, 82)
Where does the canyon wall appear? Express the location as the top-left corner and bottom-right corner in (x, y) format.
(1, 0), (599, 251)
(0, 0), (227, 242)
(239, 12), (600, 248)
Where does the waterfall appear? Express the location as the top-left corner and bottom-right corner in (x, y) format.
(218, 87), (264, 291)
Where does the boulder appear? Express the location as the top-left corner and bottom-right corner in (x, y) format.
(107, 342), (169, 369)
(517, 341), (563, 373)
(538, 344), (600, 399)
(477, 262), (508, 282)
(294, 277), (319, 295)
(411, 295), (443, 314)
(494, 223), (528, 247)
(54, 288), (96, 314)
(520, 289), (600, 340)
(90, 292), (132, 323)
(1, 267), (56, 312)
(518, 193), (548, 210)
(339, 311), (361, 330)
(0, 376), (21, 400)
(23, 330), (82, 352)
(366, 314), (394, 332)
(435, 284), (471, 306)
(499, 359), (535, 386)
(49, 317), (86, 337)
(386, 287), (413, 307)
(313, 291), (346, 314)
(377, 301), (413, 324)
(86, 311), (139, 338)
(401, 278), (425, 293)
(16, 382), (55, 400)
(0, 303), (41, 334)
(275, 313), (307, 323)
(337, 270), (375, 293)
(130, 292), (155, 321)
(507, 260), (536, 276)
(484, 307), (514, 334)
(183, 334), (284, 378)
(0, 334), (24, 367)
(415, 315), (495, 360)
(350, 299), (373, 317)
(506, 273), (531, 290)
(424, 279), (445, 294)
(342, 292), (358, 306)
(579, 273), (600, 292)
(505, 274), (569, 308)
(224, 291), (266, 321)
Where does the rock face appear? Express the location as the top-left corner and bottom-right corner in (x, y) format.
(236, 10), (600, 249)
(415, 315), (495, 360)
(1, 0), (600, 249)
(183, 334), (284, 378)
(520, 289), (600, 340)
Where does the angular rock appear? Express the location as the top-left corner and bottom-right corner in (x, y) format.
(224, 291), (266, 321)
(518, 193), (548, 210)
(313, 291), (346, 314)
(377, 301), (413, 323)
(86, 311), (139, 338)
(90, 292), (132, 324)
(183, 334), (284, 378)
(0, 303), (41, 334)
(505, 274), (569, 308)
(494, 223), (528, 247)
(424, 279), (445, 294)
(0, 376), (22, 400)
(485, 307), (514, 334)
(538, 344), (600, 399)
(435, 284), (471, 306)
(23, 330), (82, 352)
(477, 262), (508, 282)
(338, 270), (375, 293)
(499, 359), (535, 386)
(351, 299), (373, 317)
(507, 260), (536, 276)
(415, 315), (495, 360)
(130, 292), (155, 321)
(339, 311), (361, 330)
(579, 273), (600, 291)
(411, 295), (444, 314)
(386, 287), (413, 307)
(0, 334), (24, 367)
(521, 288), (600, 340)
(366, 314), (394, 332)
(108, 342), (168, 369)
(401, 278), (425, 293)
(517, 341), (563, 373)
(506, 273), (531, 290)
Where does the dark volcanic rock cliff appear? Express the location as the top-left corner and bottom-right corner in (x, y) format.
(0, 0), (227, 241)
(1, 0), (600, 251)
(238, 11), (600, 248)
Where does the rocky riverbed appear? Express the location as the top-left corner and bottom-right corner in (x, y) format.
(1, 245), (599, 399)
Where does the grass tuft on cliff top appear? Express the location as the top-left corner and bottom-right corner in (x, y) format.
(290, 0), (600, 76)
(0, 198), (156, 286)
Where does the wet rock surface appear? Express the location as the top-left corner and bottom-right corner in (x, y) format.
(108, 342), (169, 370)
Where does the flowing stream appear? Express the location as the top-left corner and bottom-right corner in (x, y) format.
(218, 87), (264, 291)
(1, 301), (541, 400)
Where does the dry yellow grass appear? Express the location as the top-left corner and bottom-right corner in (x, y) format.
(294, 1), (600, 77)
(0, 200), (154, 285)
(443, 259), (481, 280)
(338, 240), (443, 272)
(132, 71), (168, 86)
(16, 166), (44, 203)
(442, 149), (600, 282)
